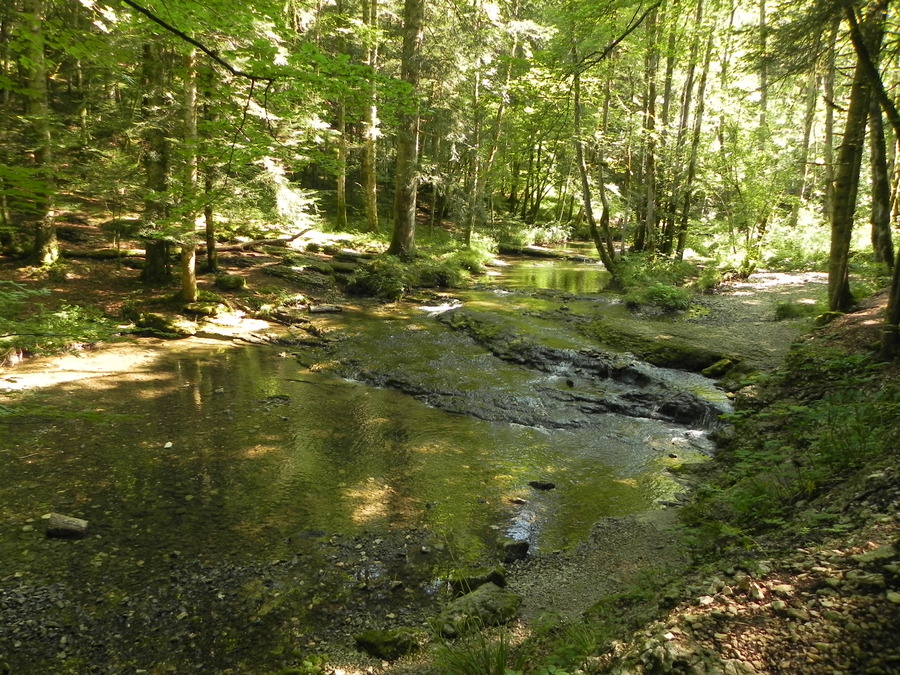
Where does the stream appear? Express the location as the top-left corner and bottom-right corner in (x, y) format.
(0, 254), (734, 674)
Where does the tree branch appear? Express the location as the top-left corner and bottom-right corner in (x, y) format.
(118, 0), (276, 82)
(573, 0), (663, 75)
(843, 3), (900, 141)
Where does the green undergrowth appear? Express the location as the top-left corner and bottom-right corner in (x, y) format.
(0, 279), (119, 363)
(616, 253), (720, 312)
(345, 251), (490, 300)
(681, 343), (900, 550)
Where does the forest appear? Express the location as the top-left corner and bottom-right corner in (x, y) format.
(2, 0), (900, 673)
(0, 0), (898, 344)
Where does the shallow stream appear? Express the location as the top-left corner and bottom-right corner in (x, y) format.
(0, 253), (728, 673)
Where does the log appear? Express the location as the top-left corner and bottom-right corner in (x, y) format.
(199, 228), (313, 253)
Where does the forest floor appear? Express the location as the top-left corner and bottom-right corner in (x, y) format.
(2, 231), (899, 674)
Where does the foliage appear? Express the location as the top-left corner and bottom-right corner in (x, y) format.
(683, 348), (900, 546)
(617, 253), (702, 311)
(434, 630), (525, 675)
(773, 299), (823, 321)
(0, 281), (118, 362)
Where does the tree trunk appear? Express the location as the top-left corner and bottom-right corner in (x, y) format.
(828, 8), (884, 312)
(573, 66), (617, 279)
(23, 0), (58, 266)
(335, 100), (349, 230)
(787, 66), (819, 228)
(675, 28), (715, 259)
(178, 50), (199, 303)
(200, 65), (218, 273)
(140, 41), (172, 286)
(869, 99), (893, 268)
(823, 19), (839, 225)
(388, 0), (425, 258)
(362, 0), (380, 233)
(638, 6), (659, 252)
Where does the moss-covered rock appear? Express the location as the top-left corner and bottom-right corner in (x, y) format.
(135, 312), (198, 338)
(183, 302), (226, 317)
(354, 628), (422, 661)
(215, 274), (246, 291)
(447, 566), (507, 596)
(435, 582), (522, 638)
(581, 317), (726, 371)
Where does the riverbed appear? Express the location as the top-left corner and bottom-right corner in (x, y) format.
(0, 259), (824, 674)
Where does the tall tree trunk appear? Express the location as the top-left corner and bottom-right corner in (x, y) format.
(828, 7), (884, 312)
(465, 66), (482, 247)
(141, 41), (171, 285)
(757, 0), (768, 131)
(675, 27), (715, 259)
(200, 65), (218, 273)
(388, 0), (425, 257)
(335, 100), (349, 230)
(362, 0), (380, 233)
(787, 66), (819, 228)
(639, 6), (659, 252)
(23, 0), (58, 266)
(823, 19), (839, 225)
(573, 66), (617, 279)
(870, 99), (894, 268)
(179, 50), (199, 303)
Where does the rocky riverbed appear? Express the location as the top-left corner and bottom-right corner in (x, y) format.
(0, 267), (838, 674)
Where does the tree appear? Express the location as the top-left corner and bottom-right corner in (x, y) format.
(827, 0), (885, 312)
(22, 0), (58, 265)
(388, 0), (425, 257)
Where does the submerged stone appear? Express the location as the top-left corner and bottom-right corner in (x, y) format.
(46, 513), (88, 539)
(502, 538), (529, 563)
(528, 480), (556, 491)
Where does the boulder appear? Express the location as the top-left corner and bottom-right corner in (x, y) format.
(354, 628), (421, 661)
(436, 582), (521, 638)
(46, 513), (88, 539)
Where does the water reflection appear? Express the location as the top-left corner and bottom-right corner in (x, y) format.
(0, 343), (705, 578)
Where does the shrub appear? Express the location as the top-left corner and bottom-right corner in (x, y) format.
(346, 257), (410, 300)
(625, 283), (693, 311)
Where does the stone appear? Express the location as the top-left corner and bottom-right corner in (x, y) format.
(886, 591), (900, 605)
(851, 545), (895, 566)
(435, 582), (522, 638)
(501, 538), (529, 563)
(308, 304), (343, 314)
(448, 566), (507, 596)
(46, 513), (88, 539)
(353, 628), (421, 661)
(771, 584), (794, 598)
(701, 358), (735, 378)
(528, 480), (556, 491)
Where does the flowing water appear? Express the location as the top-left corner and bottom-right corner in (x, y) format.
(0, 253), (728, 673)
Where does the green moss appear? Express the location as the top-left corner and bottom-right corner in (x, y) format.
(215, 274), (247, 291)
(581, 318), (725, 371)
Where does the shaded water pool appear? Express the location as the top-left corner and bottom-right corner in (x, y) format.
(0, 341), (703, 572)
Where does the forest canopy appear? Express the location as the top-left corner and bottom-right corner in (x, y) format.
(1, 0), (899, 353)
